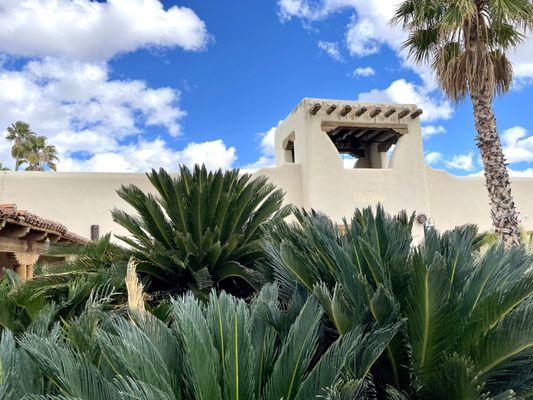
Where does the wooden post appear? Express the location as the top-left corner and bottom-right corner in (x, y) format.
(91, 225), (100, 241)
(13, 253), (39, 282)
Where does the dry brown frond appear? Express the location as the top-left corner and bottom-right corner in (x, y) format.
(126, 257), (145, 314)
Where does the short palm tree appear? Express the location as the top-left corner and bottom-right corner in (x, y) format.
(265, 206), (533, 398)
(392, 0), (533, 248)
(6, 121), (34, 171)
(112, 165), (289, 298)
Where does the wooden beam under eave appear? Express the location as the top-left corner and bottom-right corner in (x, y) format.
(354, 129), (369, 138)
(354, 106), (368, 117)
(373, 131), (398, 142)
(25, 230), (48, 243)
(369, 107), (382, 118)
(310, 103), (322, 115)
(0, 236), (45, 253)
(326, 105), (337, 114)
(397, 108), (410, 118)
(1, 225), (31, 239)
(411, 108), (423, 119)
(384, 108), (396, 117)
(339, 105), (352, 117)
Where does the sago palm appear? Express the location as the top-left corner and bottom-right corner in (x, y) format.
(112, 165), (289, 298)
(0, 235), (127, 335)
(1, 285), (403, 399)
(265, 206), (533, 398)
(392, 0), (533, 248)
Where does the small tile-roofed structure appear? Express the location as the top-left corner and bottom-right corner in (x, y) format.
(0, 204), (87, 281)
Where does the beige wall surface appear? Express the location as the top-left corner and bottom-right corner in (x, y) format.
(1, 98), (532, 240)
(0, 171), (154, 239)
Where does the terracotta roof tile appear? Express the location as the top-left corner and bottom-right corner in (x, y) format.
(0, 204), (87, 244)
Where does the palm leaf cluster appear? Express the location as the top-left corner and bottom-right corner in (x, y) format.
(0, 284), (403, 400)
(0, 235), (126, 335)
(112, 165), (288, 297)
(6, 121), (58, 171)
(392, 0), (533, 101)
(264, 206), (533, 398)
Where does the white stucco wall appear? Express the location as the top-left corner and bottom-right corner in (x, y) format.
(1, 98), (531, 239)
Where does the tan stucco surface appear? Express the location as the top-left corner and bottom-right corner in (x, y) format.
(1, 98), (532, 239)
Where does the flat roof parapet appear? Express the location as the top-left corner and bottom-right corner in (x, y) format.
(289, 98), (423, 122)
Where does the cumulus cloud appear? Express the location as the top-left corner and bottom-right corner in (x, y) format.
(445, 152), (474, 171)
(318, 41), (344, 62)
(502, 126), (533, 164)
(508, 168), (533, 177)
(425, 151), (442, 165)
(352, 66), (375, 78)
(0, 57), (215, 171)
(0, 57), (184, 139)
(59, 138), (236, 173)
(278, 0), (403, 54)
(278, 0), (533, 87)
(421, 125), (446, 139)
(241, 125), (278, 172)
(0, 0), (208, 61)
(357, 79), (453, 122)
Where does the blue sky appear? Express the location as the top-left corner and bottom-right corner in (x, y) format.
(0, 0), (532, 175)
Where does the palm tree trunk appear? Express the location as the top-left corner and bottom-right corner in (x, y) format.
(470, 90), (521, 248)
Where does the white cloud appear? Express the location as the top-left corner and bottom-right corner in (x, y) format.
(0, 0), (208, 61)
(59, 138), (236, 173)
(0, 57), (192, 170)
(509, 168), (533, 177)
(425, 151), (442, 165)
(358, 79), (453, 122)
(318, 41), (344, 62)
(421, 125), (446, 139)
(446, 152), (474, 171)
(0, 58), (184, 140)
(241, 125), (278, 172)
(278, 0), (403, 55)
(502, 126), (533, 164)
(352, 66), (375, 78)
(509, 34), (533, 81)
(278, 0), (533, 88)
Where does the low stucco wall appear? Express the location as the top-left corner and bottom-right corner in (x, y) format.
(0, 171), (153, 239)
(1, 167), (532, 240)
(426, 168), (533, 232)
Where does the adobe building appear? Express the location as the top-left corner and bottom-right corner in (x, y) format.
(1, 98), (532, 242)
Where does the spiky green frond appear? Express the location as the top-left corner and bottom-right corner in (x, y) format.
(113, 165), (285, 297)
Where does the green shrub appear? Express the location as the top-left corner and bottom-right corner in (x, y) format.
(0, 285), (402, 399)
(112, 165), (288, 298)
(265, 206), (533, 398)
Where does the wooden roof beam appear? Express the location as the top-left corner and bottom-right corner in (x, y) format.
(0, 224), (31, 239)
(355, 106), (368, 117)
(411, 108), (423, 119)
(339, 105), (352, 117)
(326, 105), (337, 114)
(310, 103), (322, 115)
(384, 108), (396, 117)
(369, 107), (382, 118)
(397, 108), (410, 118)
(373, 131), (397, 142)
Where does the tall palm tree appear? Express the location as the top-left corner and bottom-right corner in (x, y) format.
(392, 0), (533, 248)
(5, 121), (34, 171)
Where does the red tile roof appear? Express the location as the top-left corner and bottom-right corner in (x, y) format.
(0, 204), (87, 244)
